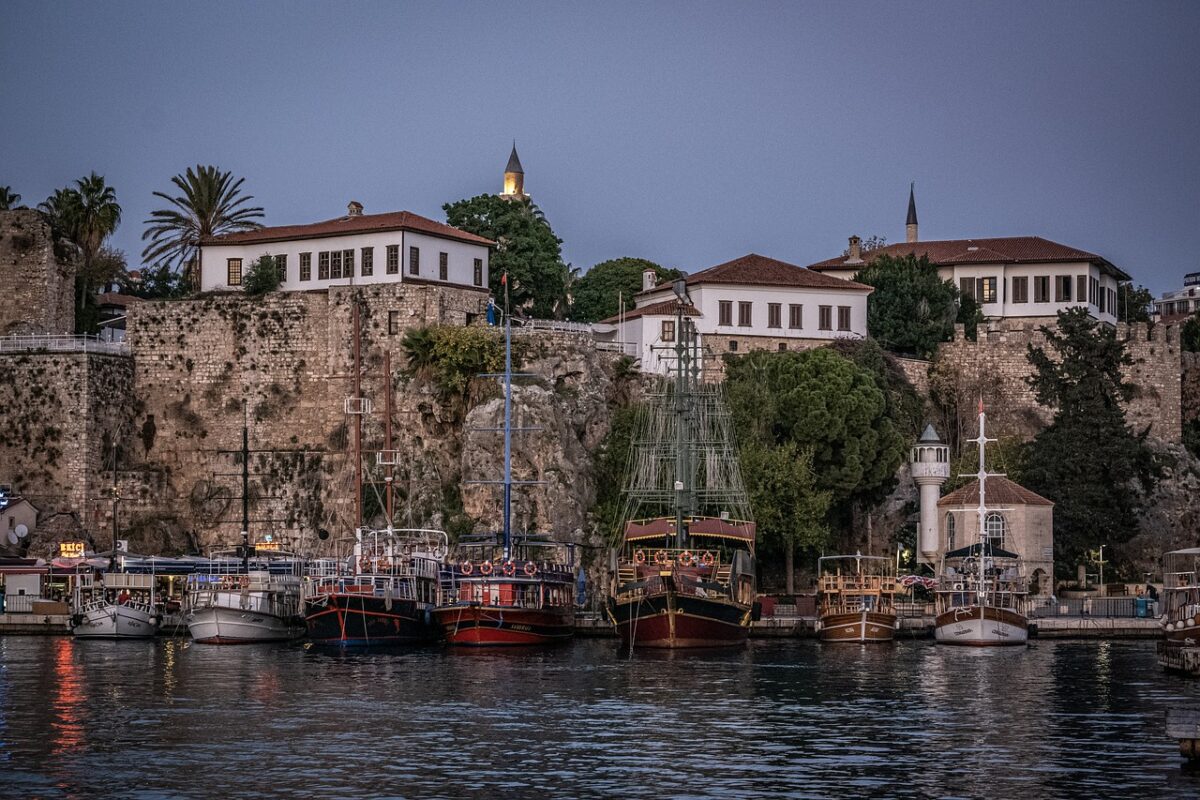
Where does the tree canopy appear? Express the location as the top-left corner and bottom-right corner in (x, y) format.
(0, 186), (20, 209)
(443, 194), (569, 318)
(568, 257), (684, 322)
(1022, 308), (1157, 576)
(855, 254), (961, 357)
(1117, 282), (1153, 323)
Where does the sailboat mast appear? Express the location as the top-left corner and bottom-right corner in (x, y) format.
(384, 350), (394, 527)
(503, 284), (513, 561)
(673, 298), (688, 550)
(241, 401), (250, 572)
(353, 303), (363, 533)
(976, 403), (987, 600)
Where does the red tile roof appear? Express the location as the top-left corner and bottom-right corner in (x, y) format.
(95, 292), (144, 308)
(642, 253), (872, 294)
(200, 210), (496, 248)
(806, 236), (1128, 280)
(600, 299), (700, 324)
(937, 476), (1053, 508)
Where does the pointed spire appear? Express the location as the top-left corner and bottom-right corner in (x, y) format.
(906, 182), (918, 226)
(505, 141), (524, 175)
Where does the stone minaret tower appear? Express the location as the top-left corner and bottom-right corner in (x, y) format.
(911, 424), (949, 566)
(501, 142), (526, 200)
(906, 182), (919, 243)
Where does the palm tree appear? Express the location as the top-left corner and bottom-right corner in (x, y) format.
(0, 186), (20, 209)
(141, 165), (265, 272)
(72, 172), (122, 268)
(38, 188), (81, 239)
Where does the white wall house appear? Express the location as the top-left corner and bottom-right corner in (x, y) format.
(198, 203), (493, 294)
(807, 235), (1128, 326)
(595, 253), (872, 376)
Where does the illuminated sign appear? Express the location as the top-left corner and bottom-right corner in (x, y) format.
(255, 541), (282, 552)
(59, 541), (86, 559)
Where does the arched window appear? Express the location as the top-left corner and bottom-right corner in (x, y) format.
(945, 513), (956, 551)
(984, 512), (1006, 550)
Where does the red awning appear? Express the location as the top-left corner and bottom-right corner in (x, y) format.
(687, 517), (756, 541)
(624, 518), (676, 541)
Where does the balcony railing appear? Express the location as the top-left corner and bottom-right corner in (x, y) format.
(0, 334), (129, 356)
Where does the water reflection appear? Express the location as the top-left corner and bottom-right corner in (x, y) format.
(0, 637), (1195, 798)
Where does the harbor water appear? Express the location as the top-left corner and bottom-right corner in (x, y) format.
(0, 637), (1196, 799)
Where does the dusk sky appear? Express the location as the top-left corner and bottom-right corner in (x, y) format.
(3, 1), (1198, 294)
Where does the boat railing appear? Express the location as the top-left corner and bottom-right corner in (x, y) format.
(443, 560), (575, 583)
(622, 547), (724, 571)
(186, 573), (301, 592)
(304, 574), (418, 600)
(1028, 595), (1155, 619)
(818, 574), (898, 594)
(81, 597), (156, 616)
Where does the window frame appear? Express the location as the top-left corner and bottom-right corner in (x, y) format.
(275, 253), (287, 282)
(737, 301), (752, 327)
(361, 247), (374, 277)
(473, 258), (483, 286)
(837, 305), (851, 331)
(227, 258), (243, 286)
(718, 300), (733, 327)
(439, 252), (449, 281)
(818, 305), (832, 331)
(661, 320), (675, 342)
(343, 249), (354, 279)
(386, 245), (399, 275)
(1034, 275), (1050, 303)
(767, 303), (781, 329)
(1011, 276), (1028, 304)
(408, 246), (420, 276)
(788, 304), (802, 330)
(1055, 275), (1072, 303)
(299, 252), (312, 282)
(318, 252), (330, 280)
(978, 277), (997, 304)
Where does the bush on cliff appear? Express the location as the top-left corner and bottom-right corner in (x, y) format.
(401, 325), (506, 400)
(855, 254), (974, 357)
(242, 255), (283, 295)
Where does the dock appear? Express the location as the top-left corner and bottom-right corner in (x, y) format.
(1167, 708), (1200, 760)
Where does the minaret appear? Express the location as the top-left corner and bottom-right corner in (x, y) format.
(911, 423), (949, 566)
(501, 142), (526, 200)
(906, 182), (919, 243)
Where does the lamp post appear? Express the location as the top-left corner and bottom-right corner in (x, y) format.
(1098, 545), (1106, 597)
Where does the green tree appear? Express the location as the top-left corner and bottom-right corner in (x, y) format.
(401, 325), (506, 404)
(591, 405), (641, 538)
(242, 255), (283, 295)
(1022, 308), (1157, 576)
(443, 194), (569, 318)
(855, 254), (963, 357)
(141, 165), (265, 273)
(0, 186), (20, 209)
(1181, 312), (1200, 352)
(1116, 282), (1153, 323)
(569, 257), (685, 322)
(956, 292), (982, 340)
(740, 441), (830, 594)
(127, 263), (188, 299)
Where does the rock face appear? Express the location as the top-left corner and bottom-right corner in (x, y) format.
(1119, 442), (1200, 577)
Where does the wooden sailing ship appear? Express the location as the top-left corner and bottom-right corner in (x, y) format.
(607, 280), (757, 649)
(933, 403), (1029, 647)
(817, 553), (898, 642)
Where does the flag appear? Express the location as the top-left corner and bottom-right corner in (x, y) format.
(501, 272), (507, 286)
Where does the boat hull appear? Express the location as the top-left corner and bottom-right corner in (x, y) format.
(305, 595), (440, 647)
(819, 610), (897, 643)
(71, 604), (159, 639)
(934, 606), (1028, 646)
(609, 591), (750, 649)
(187, 606), (305, 644)
(1164, 627), (1200, 646)
(434, 604), (573, 646)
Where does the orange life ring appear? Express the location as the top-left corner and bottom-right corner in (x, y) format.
(503, 560), (516, 577)
(460, 560), (474, 575)
(633, 549), (646, 565)
(359, 557), (371, 573)
(653, 550), (668, 565)
(701, 551), (715, 567)
(480, 560), (494, 576)
(524, 561), (538, 577)
(678, 550), (694, 567)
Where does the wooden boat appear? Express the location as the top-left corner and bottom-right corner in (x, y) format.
(605, 284), (758, 649)
(186, 559), (305, 644)
(933, 404), (1028, 647)
(71, 570), (162, 639)
(817, 554), (898, 642)
(1159, 548), (1200, 673)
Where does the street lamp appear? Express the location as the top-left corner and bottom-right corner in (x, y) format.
(1097, 545), (1106, 597)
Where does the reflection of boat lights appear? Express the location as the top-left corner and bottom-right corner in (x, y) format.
(51, 638), (86, 755)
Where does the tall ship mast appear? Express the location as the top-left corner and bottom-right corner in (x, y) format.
(933, 402), (1029, 646)
(607, 280), (757, 649)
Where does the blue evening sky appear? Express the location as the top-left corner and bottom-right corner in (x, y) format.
(2, 1), (1197, 293)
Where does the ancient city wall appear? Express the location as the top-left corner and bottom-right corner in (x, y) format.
(0, 210), (76, 335)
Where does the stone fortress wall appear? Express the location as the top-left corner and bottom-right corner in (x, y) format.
(0, 210), (76, 336)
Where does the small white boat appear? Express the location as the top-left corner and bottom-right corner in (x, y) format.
(185, 568), (305, 644)
(71, 572), (161, 639)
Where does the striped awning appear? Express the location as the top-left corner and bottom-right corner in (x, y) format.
(622, 516), (755, 542)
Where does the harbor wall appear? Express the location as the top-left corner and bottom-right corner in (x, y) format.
(0, 209), (76, 335)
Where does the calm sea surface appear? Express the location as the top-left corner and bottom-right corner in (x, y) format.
(0, 636), (1196, 799)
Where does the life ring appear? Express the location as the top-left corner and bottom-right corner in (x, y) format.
(378, 559), (391, 572)
(678, 550), (694, 567)
(953, 582), (964, 591)
(480, 560), (494, 576)
(701, 551), (715, 567)
(653, 550), (668, 565)
(503, 560), (516, 577)
(633, 549), (646, 565)
(359, 557), (372, 573)
(524, 561), (538, 577)
(460, 560), (474, 576)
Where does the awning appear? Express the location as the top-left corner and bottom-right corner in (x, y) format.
(945, 542), (1019, 560)
(687, 517), (755, 542)
(624, 518), (676, 541)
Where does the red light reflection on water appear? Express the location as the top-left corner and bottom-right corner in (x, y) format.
(49, 638), (86, 756)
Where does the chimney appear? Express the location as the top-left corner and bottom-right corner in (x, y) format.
(846, 235), (863, 264)
(642, 267), (658, 291)
(347, 201), (364, 217)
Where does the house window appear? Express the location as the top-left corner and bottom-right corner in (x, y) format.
(837, 306), (851, 331)
(719, 301), (733, 326)
(318, 252), (330, 280)
(388, 310), (400, 336)
(1055, 275), (1072, 302)
(946, 513), (956, 552)
(361, 247), (374, 277)
(1099, 285), (1107, 313)
(330, 250), (343, 280)
(227, 258), (243, 286)
(789, 304), (802, 329)
(439, 252), (448, 281)
(343, 249), (355, 279)
(767, 303), (781, 329)
(1011, 276), (1028, 303)
(299, 252), (312, 282)
(1108, 288), (1116, 313)
(275, 254), (288, 282)
(959, 277), (975, 301)
(984, 512), (1006, 550)
(473, 258), (483, 286)
(737, 301), (752, 327)
(818, 305), (832, 330)
(777, 342), (787, 352)
(386, 245), (399, 275)
(1034, 275), (1050, 303)
(409, 246), (420, 276)
(1089, 277), (1099, 305)
(978, 277), (997, 304)
(661, 320), (675, 342)
(1077, 275), (1088, 304)
(728, 340), (738, 352)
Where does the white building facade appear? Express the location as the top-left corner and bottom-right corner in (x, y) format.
(198, 204), (493, 294)
(596, 253), (872, 376)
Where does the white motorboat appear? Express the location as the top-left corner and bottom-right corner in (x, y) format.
(71, 572), (161, 639)
(185, 567), (305, 644)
